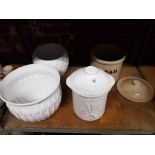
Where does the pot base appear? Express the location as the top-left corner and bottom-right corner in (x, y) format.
(72, 92), (107, 121)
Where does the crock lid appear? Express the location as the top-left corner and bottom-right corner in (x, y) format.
(117, 76), (154, 102)
(66, 66), (115, 97)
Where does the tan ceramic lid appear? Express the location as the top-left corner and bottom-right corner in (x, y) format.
(117, 76), (154, 102)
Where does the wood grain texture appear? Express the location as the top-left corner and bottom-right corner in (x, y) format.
(1, 65), (155, 134)
(138, 65), (155, 88)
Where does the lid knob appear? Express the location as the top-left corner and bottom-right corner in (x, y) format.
(132, 80), (141, 86)
(85, 66), (98, 75)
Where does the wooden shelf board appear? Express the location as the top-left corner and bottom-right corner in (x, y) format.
(1, 65), (155, 134)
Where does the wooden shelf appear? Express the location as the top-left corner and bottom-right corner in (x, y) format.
(138, 65), (155, 88)
(1, 65), (155, 134)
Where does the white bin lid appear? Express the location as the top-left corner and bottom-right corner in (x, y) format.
(66, 66), (115, 97)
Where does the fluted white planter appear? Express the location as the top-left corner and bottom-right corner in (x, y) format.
(0, 64), (62, 122)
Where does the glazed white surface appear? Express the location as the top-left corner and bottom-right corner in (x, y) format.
(72, 91), (107, 121)
(1, 64), (62, 122)
(33, 53), (69, 76)
(66, 66), (115, 121)
(66, 66), (115, 98)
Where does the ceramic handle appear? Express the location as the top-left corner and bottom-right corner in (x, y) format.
(132, 80), (141, 86)
(85, 66), (98, 75)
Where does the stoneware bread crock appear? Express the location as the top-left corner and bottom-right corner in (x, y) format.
(66, 66), (115, 121)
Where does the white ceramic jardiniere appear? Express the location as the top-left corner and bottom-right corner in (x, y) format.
(0, 64), (62, 122)
(66, 66), (115, 121)
(33, 43), (69, 76)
